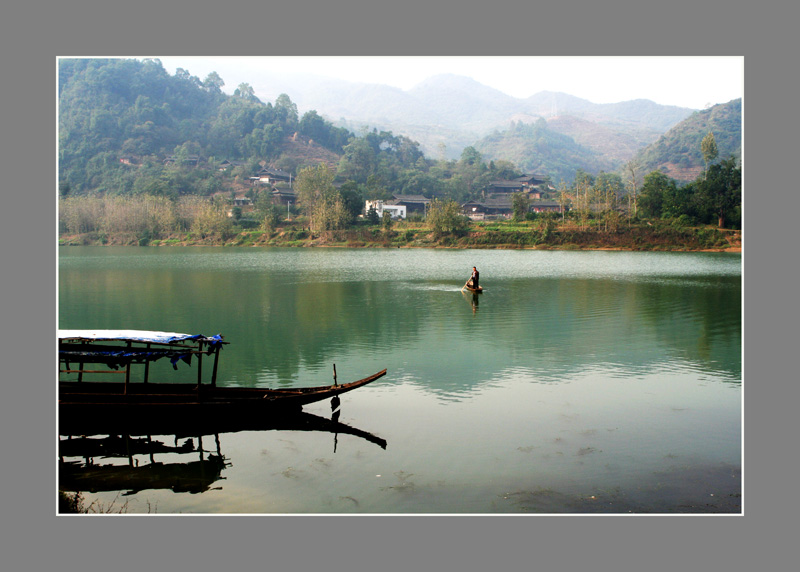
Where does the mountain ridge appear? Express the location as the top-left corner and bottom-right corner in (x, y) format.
(246, 71), (698, 159)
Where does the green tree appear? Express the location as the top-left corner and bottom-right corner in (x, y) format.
(701, 131), (719, 179)
(426, 198), (468, 238)
(697, 157), (740, 228)
(274, 93), (299, 130)
(382, 211), (394, 234)
(337, 181), (365, 223)
(639, 171), (678, 219)
(366, 205), (380, 225)
(490, 159), (520, 181)
(294, 163), (347, 232)
(202, 71), (225, 93)
(338, 137), (377, 184)
(459, 146), (483, 166)
(298, 110), (331, 147)
(233, 83), (259, 103)
(511, 192), (531, 221)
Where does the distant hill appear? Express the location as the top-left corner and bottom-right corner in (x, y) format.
(542, 115), (658, 164)
(246, 72), (697, 161)
(474, 119), (619, 184)
(632, 98), (742, 182)
(521, 91), (692, 132)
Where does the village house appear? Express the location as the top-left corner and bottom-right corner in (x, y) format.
(256, 167), (293, 186)
(462, 197), (564, 220)
(484, 174), (547, 199)
(514, 174), (547, 188)
(390, 194), (430, 215)
(218, 160), (245, 171)
(485, 181), (525, 195)
(271, 188), (296, 207)
(462, 197), (514, 220)
(364, 200), (407, 220)
(530, 200), (564, 213)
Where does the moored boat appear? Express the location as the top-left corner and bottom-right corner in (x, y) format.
(58, 330), (387, 424)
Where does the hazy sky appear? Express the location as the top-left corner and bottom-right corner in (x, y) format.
(157, 56), (743, 110)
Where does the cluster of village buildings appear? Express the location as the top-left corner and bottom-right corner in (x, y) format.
(123, 155), (563, 219)
(232, 164), (563, 220)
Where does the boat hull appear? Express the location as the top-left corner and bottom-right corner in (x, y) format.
(59, 369), (387, 430)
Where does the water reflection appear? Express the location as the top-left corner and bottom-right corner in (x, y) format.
(461, 289), (480, 314)
(60, 249), (741, 397)
(58, 405), (387, 502)
(60, 434), (228, 495)
(58, 248), (741, 514)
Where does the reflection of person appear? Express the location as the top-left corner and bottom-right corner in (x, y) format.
(470, 266), (479, 289)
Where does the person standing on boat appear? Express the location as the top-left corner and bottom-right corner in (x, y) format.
(470, 266), (479, 289)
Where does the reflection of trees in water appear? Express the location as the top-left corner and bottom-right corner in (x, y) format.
(481, 276), (741, 384)
(228, 272), (741, 394)
(233, 280), (428, 385)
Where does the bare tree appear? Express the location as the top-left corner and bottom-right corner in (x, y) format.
(624, 159), (640, 220)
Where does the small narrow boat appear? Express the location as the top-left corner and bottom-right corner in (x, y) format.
(463, 280), (483, 293)
(58, 330), (386, 424)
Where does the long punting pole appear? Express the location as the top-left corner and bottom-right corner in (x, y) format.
(143, 342), (151, 384)
(124, 341), (132, 394)
(197, 340), (203, 385)
(210, 343), (221, 387)
(196, 340), (203, 400)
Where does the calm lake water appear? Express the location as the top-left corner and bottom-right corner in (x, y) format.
(58, 247), (742, 514)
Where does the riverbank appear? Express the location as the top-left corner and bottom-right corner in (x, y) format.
(59, 221), (741, 252)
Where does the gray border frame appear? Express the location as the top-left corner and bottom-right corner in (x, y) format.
(4, 0), (792, 570)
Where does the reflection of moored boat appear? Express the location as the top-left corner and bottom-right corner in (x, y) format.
(59, 409), (388, 497)
(60, 409), (388, 450)
(59, 330), (387, 425)
(59, 444), (227, 495)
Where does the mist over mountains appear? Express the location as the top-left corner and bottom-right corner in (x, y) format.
(246, 71), (697, 160)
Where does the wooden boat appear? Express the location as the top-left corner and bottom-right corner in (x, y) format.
(59, 330), (387, 423)
(463, 279), (483, 293)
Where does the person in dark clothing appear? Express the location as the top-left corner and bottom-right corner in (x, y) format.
(470, 266), (479, 289)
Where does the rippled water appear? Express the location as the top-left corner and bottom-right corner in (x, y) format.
(59, 247), (741, 513)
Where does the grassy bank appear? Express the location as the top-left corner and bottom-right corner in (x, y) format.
(59, 219), (741, 252)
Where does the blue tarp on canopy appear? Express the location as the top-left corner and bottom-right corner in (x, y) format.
(58, 330), (220, 345)
(58, 330), (224, 370)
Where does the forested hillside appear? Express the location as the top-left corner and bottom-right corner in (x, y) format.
(474, 118), (620, 184)
(632, 99), (742, 182)
(58, 58), (352, 195)
(58, 58), (534, 208)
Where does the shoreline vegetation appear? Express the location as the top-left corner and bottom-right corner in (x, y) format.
(58, 190), (741, 253)
(59, 219), (741, 253)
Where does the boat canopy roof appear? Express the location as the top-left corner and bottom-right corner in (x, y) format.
(58, 330), (222, 345)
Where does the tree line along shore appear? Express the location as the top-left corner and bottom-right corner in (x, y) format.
(59, 194), (740, 252)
